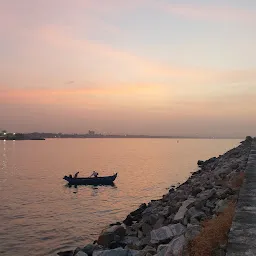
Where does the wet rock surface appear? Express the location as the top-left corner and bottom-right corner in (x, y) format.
(59, 138), (252, 256)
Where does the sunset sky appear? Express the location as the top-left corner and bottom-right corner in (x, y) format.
(1, 0), (256, 137)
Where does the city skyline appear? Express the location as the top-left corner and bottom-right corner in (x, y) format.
(1, 0), (256, 137)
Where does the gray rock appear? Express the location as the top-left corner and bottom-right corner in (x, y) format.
(132, 222), (142, 231)
(126, 227), (138, 237)
(193, 199), (205, 210)
(139, 236), (151, 249)
(167, 204), (180, 216)
(149, 214), (159, 226)
(92, 248), (133, 256)
(202, 206), (211, 216)
(214, 199), (228, 213)
(82, 244), (99, 256)
(190, 217), (200, 225)
(137, 230), (143, 239)
(186, 207), (198, 219)
(123, 205), (147, 224)
(216, 188), (231, 199)
(127, 237), (148, 251)
(190, 211), (207, 221)
(76, 252), (88, 256)
(73, 247), (82, 256)
(185, 224), (201, 241)
(205, 200), (215, 209)
(142, 207), (154, 216)
(173, 198), (196, 222)
(109, 240), (127, 249)
(197, 160), (204, 166)
(150, 223), (186, 244)
(124, 215), (134, 226)
(191, 187), (202, 197)
(98, 225), (126, 247)
(130, 250), (140, 256)
(165, 235), (187, 256)
(142, 223), (153, 236)
(197, 189), (216, 201)
(153, 217), (165, 230)
(122, 236), (140, 246)
(159, 206), (170, 217)
(139, 245), (157, 256)
(157, 244), (169, 256)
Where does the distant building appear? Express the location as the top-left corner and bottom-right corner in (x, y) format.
(88, 130), (95, 135)
(1, 130), (7, 135)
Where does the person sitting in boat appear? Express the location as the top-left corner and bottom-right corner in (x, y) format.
(74, 171), (79, 178)
(90, 171), (99, 177)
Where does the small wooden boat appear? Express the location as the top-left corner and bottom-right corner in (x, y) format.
(63, 173), (117, 185)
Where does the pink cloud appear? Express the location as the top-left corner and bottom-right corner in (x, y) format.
(38, 24), (223, 82)
(0, 83), (167, 107)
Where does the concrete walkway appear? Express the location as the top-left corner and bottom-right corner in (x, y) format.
(226, 139), (256, 256)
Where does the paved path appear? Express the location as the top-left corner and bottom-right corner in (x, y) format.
(226, 139), (256, 256)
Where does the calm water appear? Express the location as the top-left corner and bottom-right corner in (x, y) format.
(0, 138), (240, 255)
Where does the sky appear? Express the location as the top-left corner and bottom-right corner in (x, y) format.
(0, 0), (256, 137)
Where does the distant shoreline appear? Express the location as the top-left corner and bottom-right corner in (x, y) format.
(0, 138), (45, 141)
(49, 136), (243, 139)
(0, 136), (243, 140)
(0, 130), (244, 140)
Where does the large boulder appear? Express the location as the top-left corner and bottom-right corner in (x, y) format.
(191, 187), (202, 197)
(150, 223), (186, 244)
(164, 235), (187, 256)
(123, 204), (147, 225)
(173, 198), (196, 223)
(127, 236), (151, 250)
(156, 244), (169, 256)
(139, 245), (157, 256)
(196, 189), (216, 201)
(186, 207), (206, 222)
(123, 236), (140, 244)
(97, 225), (126, 247)
(123, 215), (134, 226)
(82, 244), (103, 256)
(153, 216), (165, 230)
(142, 222), (152, 236)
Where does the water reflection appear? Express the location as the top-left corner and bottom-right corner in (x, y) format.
(0, 140), (7, 188)
(63, 182), (117, 195)
(64, 183), (117, 191)
(91, 186), (98, 196)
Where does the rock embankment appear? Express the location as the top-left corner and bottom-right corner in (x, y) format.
(58, 137), (252, 256)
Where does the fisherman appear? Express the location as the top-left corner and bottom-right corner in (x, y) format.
(74, 171), (79, 178)
(90, 171), (99, 177)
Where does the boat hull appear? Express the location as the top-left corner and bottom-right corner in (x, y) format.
(63, 173), (117, 185)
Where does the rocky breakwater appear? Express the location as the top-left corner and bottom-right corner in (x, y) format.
(58, 137), (252, 256)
